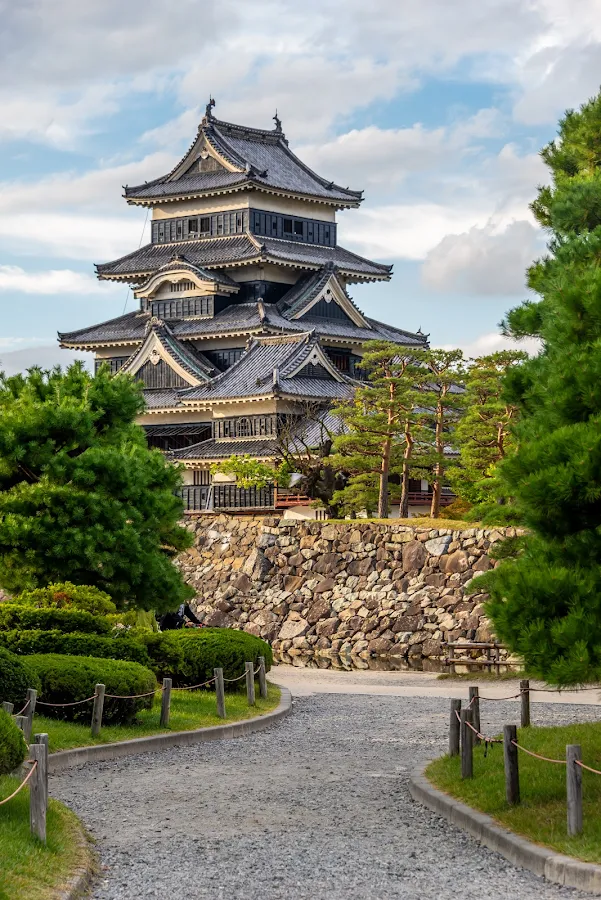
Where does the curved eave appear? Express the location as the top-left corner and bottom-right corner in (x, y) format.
(124, 180), (361, 210)
(96, 255), (391, 285)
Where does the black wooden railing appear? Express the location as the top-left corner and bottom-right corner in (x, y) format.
(179, 484), (275, 512)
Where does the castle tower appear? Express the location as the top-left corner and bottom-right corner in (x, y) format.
(59, 102), (427, 512)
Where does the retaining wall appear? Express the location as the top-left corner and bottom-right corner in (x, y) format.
(179, 516), (520, 664)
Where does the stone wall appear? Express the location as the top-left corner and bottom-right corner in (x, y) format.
(178, 516), (519, 664)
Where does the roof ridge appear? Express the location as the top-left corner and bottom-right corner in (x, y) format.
(58, 309), (146, 342)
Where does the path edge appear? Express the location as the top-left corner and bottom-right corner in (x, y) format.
(48, 686), (291, 774)
(57, 817), (98, 900)
(409, 760), (601, 895)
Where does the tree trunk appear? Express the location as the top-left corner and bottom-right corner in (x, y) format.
(430, 399), (445, 518)
(378, 437), (391, 518)
(399, 426), (413, 518)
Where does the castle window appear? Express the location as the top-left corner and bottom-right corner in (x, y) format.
(188, 218), (199, 237)
(200, 217), (210, 236)
(294, 220), (303, 236)
(283, 218), (293, 235)
(236, 417), (251, 437)
(158, 223), (165, 242)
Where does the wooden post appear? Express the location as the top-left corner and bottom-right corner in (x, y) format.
(1, 701), (14, 715)
(245, 662), (256, 706)
(520, 679), (531, 728)
(469, 686), (481, 745)
(29, 742), (47, 843)
(91, 683), (105, 737)
(449, 644), (456, 675)
(258, 656), (268, 700)
(34, 734), (49, 811)
(214, 668), (226, 719)
(567, 744), (583, 836)
(503, 725), (520, 805)
(449, 699), (461, 757)
(160, 678), (172, 728)
(24, 688), (37, 742)
(15, 715), (26, 734)
(460, 708), (473, 779)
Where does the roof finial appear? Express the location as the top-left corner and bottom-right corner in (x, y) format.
(273, 109), (282, 133)
(203, 97), (216, 124)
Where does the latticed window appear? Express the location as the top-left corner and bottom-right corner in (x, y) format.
(236, 417), (251, 437)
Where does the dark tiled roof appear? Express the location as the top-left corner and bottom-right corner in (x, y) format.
(95, 235), (391, 282)
(277, 263), (367, 323)
(125, 116), (361, 205)
(58, 311), (149, 345)
(169, 437), (279, 462)
(151, 325), (217, 380)
(143, 423), (211, 437)
(58, 301), (427, 349)
(143, 389), (182, 409)
(180, 333), (355, 403)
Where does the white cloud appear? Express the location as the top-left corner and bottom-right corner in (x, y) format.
(421, 220), (544, 295)
(0, 266), (110, 295)
(437, 331), (541, 358)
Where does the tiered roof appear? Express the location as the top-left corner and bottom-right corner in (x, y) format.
(124, 107), (362, 208)
(180, 332), (356, 404)
(95, 234), (391, 283)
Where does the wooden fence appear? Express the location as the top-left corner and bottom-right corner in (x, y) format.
(450, 680), (601, 837)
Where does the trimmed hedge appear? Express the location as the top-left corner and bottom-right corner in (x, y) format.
(0, 605), (111, 635)
(26, 654), (157, 724)
(0, 709), (27, 775)
(0, 647), (40, 707)
(13, 583), (116, 616)
(142, 628), (273, 687)
(0, 630), (150, 666)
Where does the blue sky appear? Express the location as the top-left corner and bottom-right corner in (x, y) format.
(2, 0), (601, 374)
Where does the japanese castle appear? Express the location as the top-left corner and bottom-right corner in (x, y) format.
(59, 101), (427, 513)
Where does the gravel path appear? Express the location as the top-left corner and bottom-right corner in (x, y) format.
(51, 693), (598, 900)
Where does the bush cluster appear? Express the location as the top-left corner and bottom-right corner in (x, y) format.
(0, 647), (40, 707)
(0, 630), (150, 666)
(26, 654), (157, 724)
(0, 709), (27, 775)
(13, 582), (116, 616)
(143, 628), (272, 687)
(0, 604), (111, 635)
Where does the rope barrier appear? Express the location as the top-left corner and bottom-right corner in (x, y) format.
(36, 695), (97, 708)
(575, 760), (601, 776)
(222, 672), (247, 684)
(0, 761), (37, 807)
(454, 708), (502, 745)
(511, 739), (566, 765)
(104, 689), (160, 700)
(12, 699), (30, 717)
(172, 677), (216, 692)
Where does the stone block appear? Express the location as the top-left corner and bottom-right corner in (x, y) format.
(425, 535), (452, 557)
(439, 550), (469, 574)
(313, 552), (343, 575)
(347, 557), (374, 576)
(278, 617), (310, 640)
(306, 596), (332, 624)
(402, 541), (427, 572)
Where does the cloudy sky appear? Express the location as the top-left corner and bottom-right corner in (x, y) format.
(2, 0), (601, 375)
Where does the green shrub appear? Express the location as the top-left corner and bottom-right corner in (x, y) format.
(13, 583), (116, 616)
(26, 654), (157, 724)
(0, 710), (27, 775)
(0, 604), (111, 635)
(0, 647), (40, 707)
(142, 628), (272, 687)
(0, 630), (150, 666)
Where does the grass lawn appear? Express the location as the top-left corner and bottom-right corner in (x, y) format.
(0, 775), (91, 900)
(427, 721), (601, 863)
(32, 682), (281, 753)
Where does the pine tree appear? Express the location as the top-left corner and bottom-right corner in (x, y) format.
(331, 342), (429, 518)
(0, 364), (193, 611)
(479, 92), (601, 684)
(419, 349), (465, 518)
(448, 351), (525, 518)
